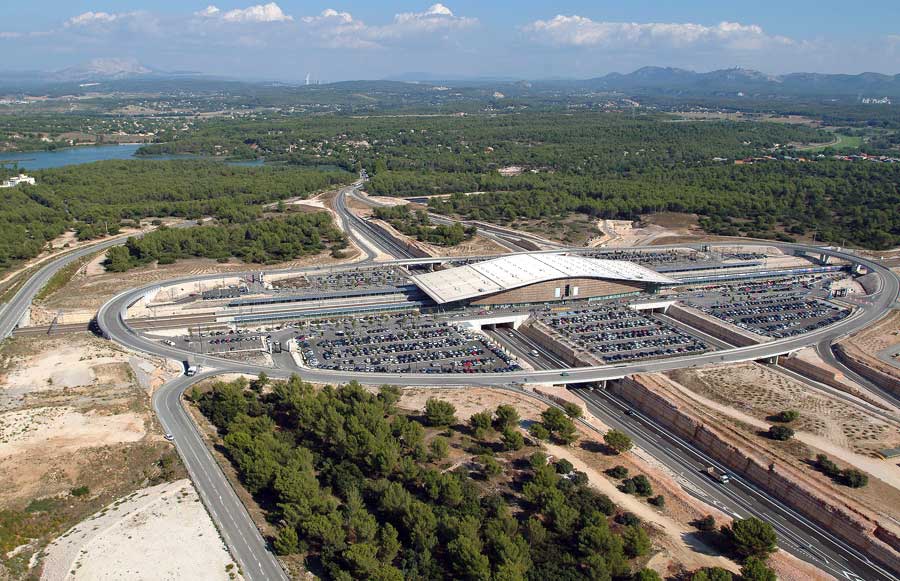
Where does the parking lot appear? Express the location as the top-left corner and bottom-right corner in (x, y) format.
(271, 267), (409, 292)
(174, 329), (267, 355)
(295, 311), (521, 374)
(682, 273), (851, 338)
(537, 303), (709, 364)
(689, 296), (849, 338)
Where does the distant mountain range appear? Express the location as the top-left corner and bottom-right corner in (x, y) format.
(556, 67), (900, 98)
(1, 60), (898, 100)
(0, 58), (205, 88)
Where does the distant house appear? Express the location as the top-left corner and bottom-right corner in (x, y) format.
(0, 174), (36, 188)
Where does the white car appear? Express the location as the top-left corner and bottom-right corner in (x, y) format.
(164, 433), (175, 442)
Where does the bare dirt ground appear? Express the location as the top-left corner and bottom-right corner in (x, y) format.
(666, 365), (900, 522)
(37, 249), (359, 314)
(504, 213), (598, 246)
(432, 234), (508, 257)
(40, 479), (240, 581)
(842, 310), (900, 365)
(595, 215), (699, 248)
(668, 364), (900, 458)
(398, 387), (549, 423)
(0, 333), (188, 578)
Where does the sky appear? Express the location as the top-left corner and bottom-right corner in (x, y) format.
(2, 1), (899, 81)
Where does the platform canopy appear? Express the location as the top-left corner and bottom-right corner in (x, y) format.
(411, 253), (675, 304)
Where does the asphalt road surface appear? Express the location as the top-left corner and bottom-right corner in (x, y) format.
(334, 183), (415, 259)
(154, 372), (289, 581)
(94, 241), (900, 581)
(0, 235), (130, 340)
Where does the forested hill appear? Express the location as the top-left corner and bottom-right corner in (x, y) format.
(0, 160), (350, 272)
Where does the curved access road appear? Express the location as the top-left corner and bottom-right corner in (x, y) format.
(0, 234), (136, 340)
(98, 242), (899, 390)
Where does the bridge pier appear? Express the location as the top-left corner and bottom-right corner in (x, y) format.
(757, 354), (779, 365)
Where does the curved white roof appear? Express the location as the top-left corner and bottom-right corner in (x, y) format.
(411, 253), (675, 304)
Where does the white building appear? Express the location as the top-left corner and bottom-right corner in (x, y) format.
(0, 174), (36, 188)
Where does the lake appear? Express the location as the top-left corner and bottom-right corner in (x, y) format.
(0, 145), (346, 172)
(1, 144), (146, 170)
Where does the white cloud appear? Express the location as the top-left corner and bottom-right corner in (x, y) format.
(195, 6), (221, 18)
(389, 3), (476, 33)
(65, 11), (122, 27)
(300, 4), (477, 48)
(301, 9), (372, 48)
(222, 3), (293, 23)
(524, 15), (792, 51)
(194, 3), (292, 23)
(302, 9), (356, 26)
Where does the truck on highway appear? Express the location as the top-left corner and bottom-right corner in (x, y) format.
(705, 466), (731, 484)
(185, 362), (199, 377)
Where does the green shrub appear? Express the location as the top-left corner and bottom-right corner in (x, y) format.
(606, 465), (629, 479)
(772, 410), (799, 423)
(767, 425), (794, 441)
(70, 486), (90, 497)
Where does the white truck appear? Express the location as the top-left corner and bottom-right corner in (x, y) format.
(705, 466), (731, 484)
(185, 362), (199, 377)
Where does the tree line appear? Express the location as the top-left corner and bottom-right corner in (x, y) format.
(373, 205), (476, 247)
(197, 375), (670, 581)
(0, 160), (349, 272)
(129, 109), (900, 248)
(421, 160), (900, 249)
(104, 212), (346, 272)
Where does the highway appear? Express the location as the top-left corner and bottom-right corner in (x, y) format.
(572, 386), (896, 581)
(346, 185), (564, 251)
(333, 183), (417, 259)
(816, 339), (900, 406)
(153, 372), (289, 581)
(92, 240), (900, 580)
(97, 245), (899, 389)
(0, 235), (132, 340)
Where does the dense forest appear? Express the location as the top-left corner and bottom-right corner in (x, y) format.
(130, 110), (900, 249)
(0, 160), (349, 271)
(423, 161), (900, 249)
(136, 112), (829, 175)
(373, 205), (476, 247)
(104, 212), (346, 271)
(197, 375), (780, 581)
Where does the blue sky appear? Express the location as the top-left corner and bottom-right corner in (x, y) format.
(2, 1), (899, 80)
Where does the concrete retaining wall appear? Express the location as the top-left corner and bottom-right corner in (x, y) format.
(857, 273), (881, 295)
(780, 355), (847, 391)
(610, 376), (900, 572)
(833, 343), (900, 398)
(520, 321), (588, 367)
(667, 304), (766, 347)
(366, 220), (433, 259)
